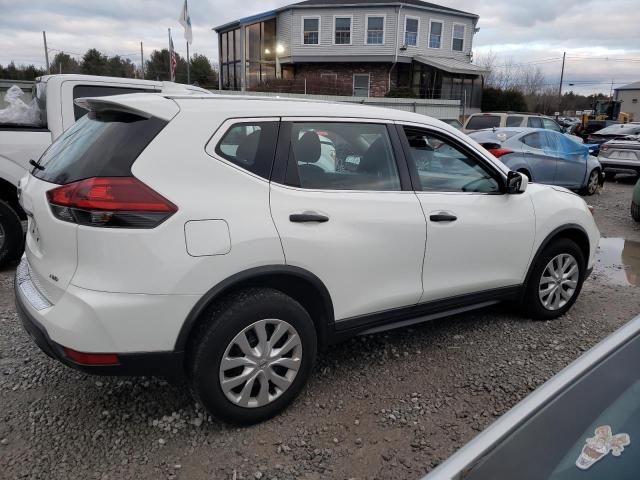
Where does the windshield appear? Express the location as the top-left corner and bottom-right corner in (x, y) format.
(463, 330), (640, 480)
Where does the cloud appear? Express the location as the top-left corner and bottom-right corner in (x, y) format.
(0, 0), (638, 94)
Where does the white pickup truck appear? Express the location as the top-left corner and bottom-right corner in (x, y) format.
(0, 74), (209, 267)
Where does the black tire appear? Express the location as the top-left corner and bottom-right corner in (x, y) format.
(0, 199), (25, 269)
(632, 201), (640, 222)
(521, 238), (586, 321)
(188, 288), (317, 425)
(604, 171), (616, 181)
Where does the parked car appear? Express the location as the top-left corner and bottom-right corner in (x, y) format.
(0, 74), (209, 267)
(587, 123), (640, 147)
(464, 112), (583, 143)
(598, 135), (640, 179)
(632, 177), (640, 222)
(422, 314), (640, 480)
(468, 128), (602, 195)
(16, 94), (599, 425)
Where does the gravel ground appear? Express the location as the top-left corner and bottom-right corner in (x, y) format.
(1, 180), (639, 480)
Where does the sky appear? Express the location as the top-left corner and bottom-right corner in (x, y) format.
(1, 0), (639, 94)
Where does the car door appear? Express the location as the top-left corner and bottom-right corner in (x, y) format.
(552, 131), (589, 188)
(398, 123), (535, 302)
(518, 131), (557, 183)
(269, 119), (426, 321)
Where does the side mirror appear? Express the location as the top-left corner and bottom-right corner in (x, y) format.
(506, 171), (528, 194)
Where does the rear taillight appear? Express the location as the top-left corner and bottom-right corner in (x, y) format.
(601, 144), (609, 152)
(63, 347), (120, 366)
(487, 148), (513, 158)
(47, 177), (177, 228)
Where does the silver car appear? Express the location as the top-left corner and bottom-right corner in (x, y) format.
(422, 315), (640, 480)
(599, 135), (640, 180)
(469, 128), (602, 195)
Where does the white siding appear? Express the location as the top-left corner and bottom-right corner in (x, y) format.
(615, 89), (640, 120)
(277, 6), (476, 61)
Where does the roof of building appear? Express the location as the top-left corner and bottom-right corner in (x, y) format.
(615, 81), (640, 91)
(213, 0), (477, 31)
(414, 56), (488, 75)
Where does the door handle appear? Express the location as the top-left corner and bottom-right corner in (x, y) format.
(429, 213), (457, 222)
(289, 213), (329, 223)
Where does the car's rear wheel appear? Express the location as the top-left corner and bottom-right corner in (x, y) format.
(632, 201), (640, 222)
(0, 199), (25, 269)
(522, 238), (586, 320)
(188, 288), (317, 425)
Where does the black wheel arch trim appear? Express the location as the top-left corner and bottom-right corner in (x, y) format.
(174, 265), (335, 352)
(523, 223), (590, 293)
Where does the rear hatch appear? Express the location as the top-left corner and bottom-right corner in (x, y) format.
(19, 97), (175, 304)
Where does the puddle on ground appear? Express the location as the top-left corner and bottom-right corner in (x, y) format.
(593, 238), (640, 287)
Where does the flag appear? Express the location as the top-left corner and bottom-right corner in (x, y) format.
(169, 32), (177, 82)
(179, 0), (193, 44)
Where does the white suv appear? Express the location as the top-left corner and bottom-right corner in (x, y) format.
(16, 94), (600, 424)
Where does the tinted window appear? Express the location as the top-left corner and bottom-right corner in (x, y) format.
(527, 117), (543, 128)
(33, 111), (167, 185)
(215, 122), (279, 180)
(543, 118), (563, 132)
(466, 115), (501, 130)
(506, 116), (524, 127)
(286, 122), (400, 191)
(463, 330), (640, 480)
(403, 127), (500, 193)
(73, 85), (153, 120)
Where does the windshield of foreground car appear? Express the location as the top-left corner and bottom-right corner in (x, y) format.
(462, 331), (640, 480)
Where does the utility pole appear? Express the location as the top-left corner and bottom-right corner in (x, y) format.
(140, 42), (144, 79)
(558, 51), (566, 113)
(42, 31), (50, 73)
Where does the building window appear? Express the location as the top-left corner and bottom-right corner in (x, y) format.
(220, 27), (241, 90)
(353, 74), (370, 97)
(366, 15), (385, 45)
(334, 17), (352, 45)
(429, 21), (442, 49)
(452, 24), (465, 51)
(302, 17), (320, 45)
(404, 17), (419, 47)
(244, 18), (277, 90)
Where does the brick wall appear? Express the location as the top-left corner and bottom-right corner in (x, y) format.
(293, 63), (394, 97)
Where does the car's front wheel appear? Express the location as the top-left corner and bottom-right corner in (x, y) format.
(522, 238), (586, 320)
(188, 288), (317, 425)
(582, 169), (600, 196)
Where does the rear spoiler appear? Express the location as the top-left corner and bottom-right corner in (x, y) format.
(74, 93), (180, 121)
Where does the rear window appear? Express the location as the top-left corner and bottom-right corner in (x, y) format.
(527, 117), (543, 128)
(33, 110), (167, 185)
(73, 85), (153, 120)
(466, 115), (501, 130)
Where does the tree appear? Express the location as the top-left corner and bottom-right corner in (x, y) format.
(144, 49), (188, 83)
(0, 62), (45, 80)
(51, 52), (81, 74)
(81, 49), (108, 76)
(107, 55), (136, 78)
(481, 87), (528, 112)
(189, 54), (217, 87)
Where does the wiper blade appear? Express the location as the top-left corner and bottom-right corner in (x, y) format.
(29, 159), (45, 171)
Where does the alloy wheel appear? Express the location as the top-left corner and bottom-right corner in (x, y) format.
(538, 253), (580, 311)
(587, 170), (599, 195)
(219, 319), (302, 408)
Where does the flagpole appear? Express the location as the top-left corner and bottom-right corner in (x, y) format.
(187, 42), (190, 84)
(168, 28), (172, 81)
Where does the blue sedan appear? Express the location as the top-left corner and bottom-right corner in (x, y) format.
(469, 128), (603, 195)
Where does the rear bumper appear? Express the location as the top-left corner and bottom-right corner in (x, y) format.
(599, 159), (640, 172)
(16, 285), (185, 379)
(15, 260), (187, 380)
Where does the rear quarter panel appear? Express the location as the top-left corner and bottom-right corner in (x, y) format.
(71, 106), (286, 295)
(0, 130), (51, 185)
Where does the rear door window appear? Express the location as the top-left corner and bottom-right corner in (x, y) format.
(213, 122), (280, 180)
(285, 122), (401, 191)
(527, 117), (543, 128)
(542, 118), (563, 132)
(72, 85), (155, 120)
(33, 110), (167, 185)
(506, 116), (524, 127)
(466, 115), (501, 130)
